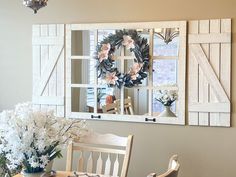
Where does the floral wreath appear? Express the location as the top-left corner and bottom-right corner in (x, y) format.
(95, 30), (150, 88)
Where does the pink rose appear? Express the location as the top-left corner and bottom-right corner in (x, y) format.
(106, 72), (118, 85)
(122, 35), (135, 49)
(98, 51), (108, 62)
(101, 43), (111, 52)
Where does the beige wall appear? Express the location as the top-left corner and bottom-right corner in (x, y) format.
(0, 0), (236, 177)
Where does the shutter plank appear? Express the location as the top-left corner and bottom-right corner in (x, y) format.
(209, 19), (221, 126)
(56, 25), (65, 117)
(188, 20), (199, 125)
(198, 20), (210, 126)
(48, 24), (57, 113)
(40, 25), (49, 110)
(219, 19), (231, 127)
(32, 25), (41, 110)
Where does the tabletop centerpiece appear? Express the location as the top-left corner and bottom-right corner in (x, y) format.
(155, 89), (178, 117)
(0, 102), (87, 177)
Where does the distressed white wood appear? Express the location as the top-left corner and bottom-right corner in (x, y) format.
(32, 24), (65, 117)
(66, 132), (133, 177)
(48, 24), (57, 113)
(113, 154), (119, 177)
(87, 152), (93, 173)
(190, 44), (229, 102)
(188, 19), (231, 127)
(189, 103), (230, 113)
(78, 151), (84, 172)
(188, 20), (199, 125)
(66, 21), (186, 125)
(32, 96), (64, 105)
(198, 20), (210, 126)
(219, 19), (231, 126)
(209, 19), (221, 126)
(104, 154), (111, 175)
(188, 33), (231, 44)
(96, 153), (103, 174)
(34, 45), (63, 96)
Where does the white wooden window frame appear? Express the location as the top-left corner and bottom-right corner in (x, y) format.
(65, 21), (187, 125)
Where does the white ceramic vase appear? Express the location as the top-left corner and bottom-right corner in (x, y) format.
(158, 106), (176, 117)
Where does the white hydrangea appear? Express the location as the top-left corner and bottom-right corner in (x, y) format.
(0, 102), (87, 172)
(155, 89), (178, 106)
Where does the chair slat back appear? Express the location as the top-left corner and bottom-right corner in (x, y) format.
(66, 132), (133, 177)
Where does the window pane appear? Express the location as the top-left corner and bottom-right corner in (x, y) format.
(71, 59), (96, 85)
(153, 28), (179, 56)
(71, 87), (95, 113)
(71, 30), (94, 56)
(124, 88), (149, 115)
(152, 90), (176, 116)
(153, 60), (177, 86)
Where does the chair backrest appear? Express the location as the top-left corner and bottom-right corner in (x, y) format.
(147, 155), (180, 177)
(66, 132), (133, 177)
(114, 96), (134, 115)
(102, 102), (119, 114)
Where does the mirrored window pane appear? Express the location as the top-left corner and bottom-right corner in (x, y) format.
(153, 28), (179, 56)
(71, 87), (95, 113)
(71, 30), (94, 56)
(124, 88), (149, 115)
(153, 60), (177, 86)
(152, 90), (176, 116)
(71, 60), (96, 85)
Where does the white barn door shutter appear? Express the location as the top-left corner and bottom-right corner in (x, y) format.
(32, 24), (65, 117)
(188, 19), (231, 127)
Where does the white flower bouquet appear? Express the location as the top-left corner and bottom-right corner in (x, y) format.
(0, 103), (87, 174)
(155, 90), (178, 106)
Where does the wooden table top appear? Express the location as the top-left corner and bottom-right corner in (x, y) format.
(14, 171), (112, 177)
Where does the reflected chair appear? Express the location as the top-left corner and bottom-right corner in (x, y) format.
(66, 132), (133, 177)
(102, 102), (119, 114)
(114, 96), (134, 115)
(147, 155), (180, 177)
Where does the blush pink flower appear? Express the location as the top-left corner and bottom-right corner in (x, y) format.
(122, 35), (135, 49)
(101, 43), (111, 52)
(98, 51), (108, 62)
(106, 72), (118, 85)
(129, 63), (143, 80)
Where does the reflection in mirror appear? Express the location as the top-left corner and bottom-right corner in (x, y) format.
(71, 87), (95, 113)
(124, 59), (148, 87)
(98, 87), (121, 114)
(71, 59), (96, 85)
(71, 30), (94, 56)
(153, 28), (179, 56)
(124, 88), (149, 115)
(152, 90), (177, 116)
(153, 59), (177, 86)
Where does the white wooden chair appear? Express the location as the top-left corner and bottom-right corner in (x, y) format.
(114, 96), (134, 115)
(147, 155), (180, 177)
(102, 102), (119, 114)
(66, 132), (134, 177)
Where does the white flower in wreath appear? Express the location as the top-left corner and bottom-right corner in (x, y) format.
(122, 35), (135, 49)
(106, 72), (118, 85)
(98, 50), (108, 62)
(101, 43), (111, 52)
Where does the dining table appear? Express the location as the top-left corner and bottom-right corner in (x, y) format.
(14, 171), (113, 177)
